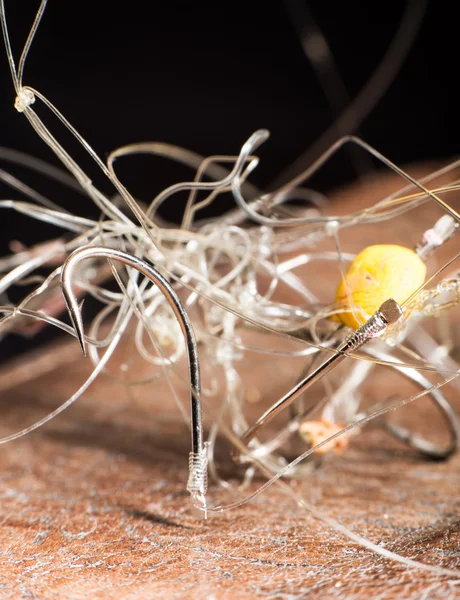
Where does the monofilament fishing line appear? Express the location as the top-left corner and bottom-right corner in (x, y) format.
(0, 0), (459, 578)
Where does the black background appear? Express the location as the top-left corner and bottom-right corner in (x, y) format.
(0, 0), (457, 357)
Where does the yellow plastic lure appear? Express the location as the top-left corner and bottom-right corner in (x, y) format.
(335, 244), (426, 329)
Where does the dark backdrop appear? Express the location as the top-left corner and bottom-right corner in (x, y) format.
(0, 0), (457, 357)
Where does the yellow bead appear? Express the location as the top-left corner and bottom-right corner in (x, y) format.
(335, 245), (426, 330)
(299, 419), (348, 454)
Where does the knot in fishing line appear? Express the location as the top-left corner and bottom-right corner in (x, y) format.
(14, 88), (35, 112)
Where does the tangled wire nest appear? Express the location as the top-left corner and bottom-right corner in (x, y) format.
(1, 0), (460, 577)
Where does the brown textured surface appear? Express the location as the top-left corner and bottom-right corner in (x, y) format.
(0, 166), (459, 599)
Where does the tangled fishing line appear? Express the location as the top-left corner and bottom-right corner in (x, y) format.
(1, 0), (460, 579)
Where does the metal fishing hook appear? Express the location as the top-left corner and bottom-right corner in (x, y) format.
(239, 297), (403, 452)
(60, 246), (208, 505)
(364, 346), (460, 460)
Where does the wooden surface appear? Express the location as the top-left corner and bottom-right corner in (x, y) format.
(0, 167), (459, 599)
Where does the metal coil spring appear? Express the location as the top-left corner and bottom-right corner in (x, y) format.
(345, 311), (388, 351)
(187, 447), (209, 496)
